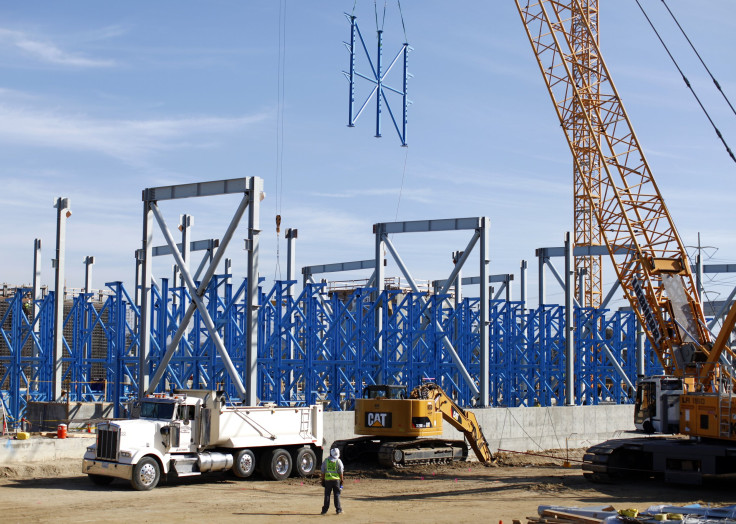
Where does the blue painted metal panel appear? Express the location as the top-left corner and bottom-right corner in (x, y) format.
(0, 280), (663, 427)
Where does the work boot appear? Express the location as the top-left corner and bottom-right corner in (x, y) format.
(321, 509), (328, 515)
(336, 509), (343, 515)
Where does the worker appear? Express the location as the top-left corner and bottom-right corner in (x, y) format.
(320, 447), (344, 515)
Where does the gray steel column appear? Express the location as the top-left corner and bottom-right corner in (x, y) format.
(538, 252), (546, 305)
(245, 177), (262, 405)
(374, 224), (385, 359)
(564, 232), (575, 406)
(139, 201), (154, 397)
(225, 258), (232, 284)
(520, 259), (527, 330)
(577, 268), (586, 305)
(32, 239), (42, 320)
(84, 256), (95, 294)
(32, 239), (42, 391)
(453, 251), (463, 323)
(286, 228), (298, 284)
(52, 198), (71, 401)
(636, 319), (646, 378)
(479, 217), (490, 407)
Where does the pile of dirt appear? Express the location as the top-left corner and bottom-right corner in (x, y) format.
(493, 448), (586, 467)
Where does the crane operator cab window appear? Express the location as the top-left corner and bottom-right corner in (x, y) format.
(363, 385), (407, 400)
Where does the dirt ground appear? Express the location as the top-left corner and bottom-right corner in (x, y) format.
(1, 450), (734, 523)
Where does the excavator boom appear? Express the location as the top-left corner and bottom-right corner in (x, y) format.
(410, 383), (494, 463)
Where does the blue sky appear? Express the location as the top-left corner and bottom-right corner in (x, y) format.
(0, 1), (735, 308)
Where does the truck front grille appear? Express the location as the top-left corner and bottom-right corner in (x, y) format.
(96, 425), (119, 461)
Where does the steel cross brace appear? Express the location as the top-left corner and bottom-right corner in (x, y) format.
(142, 178), (262, 401)
(380, 227), (483, 400)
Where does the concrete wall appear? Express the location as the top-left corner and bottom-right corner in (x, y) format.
(0, 435), (94, 464)
(1, 404), (635, 464)
(320, 404), (636, 459)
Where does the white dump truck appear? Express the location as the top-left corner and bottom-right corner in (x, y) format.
(82, 390), (323, 490)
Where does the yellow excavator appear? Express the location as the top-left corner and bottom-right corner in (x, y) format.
(332, 382), (493, 468)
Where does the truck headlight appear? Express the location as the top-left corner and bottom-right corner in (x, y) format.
(120, 451), (132, 458)
(86, 446), (95, 453)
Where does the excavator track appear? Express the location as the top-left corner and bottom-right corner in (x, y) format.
(377, 439), (468, 468)
(332, 437), (468, 468)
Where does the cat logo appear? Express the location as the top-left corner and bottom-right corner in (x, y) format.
(365, 412), (392, 428)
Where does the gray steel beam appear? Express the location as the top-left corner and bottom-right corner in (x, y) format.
(143, 178), (249, 201)
(52, 198), (70, 401)
(380, 217), (482, 234)
(302, 259), (375, 276)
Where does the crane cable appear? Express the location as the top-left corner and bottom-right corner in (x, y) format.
(633, 0), (736, 164)
(274, 0), (287, 280)
(659, 0), (736, 120)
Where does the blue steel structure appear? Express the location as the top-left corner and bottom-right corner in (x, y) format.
(344, 14), (411, 146)
(0, 278), (662, 429)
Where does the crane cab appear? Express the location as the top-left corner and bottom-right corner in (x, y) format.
(634, 376), (684, 434)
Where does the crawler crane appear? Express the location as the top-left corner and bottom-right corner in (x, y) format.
(333, 383), (493, 468)
(516, 1), (736, 483)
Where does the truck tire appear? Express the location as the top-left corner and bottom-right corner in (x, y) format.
(130, 457), (161, 491)
(232, 449), (256, 478)
(293, 447), (317, 477)
(263, 448), (292, 481)
(88, 474), (114, 486)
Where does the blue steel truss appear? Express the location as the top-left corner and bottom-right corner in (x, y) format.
(0, 280), (663, 428)
(344, 14), (411, 146)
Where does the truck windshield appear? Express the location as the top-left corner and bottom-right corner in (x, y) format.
(140, 401), (176, 420)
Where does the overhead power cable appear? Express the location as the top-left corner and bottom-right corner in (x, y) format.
(659, 0), (736, 119)
(633, 0), (736, 164)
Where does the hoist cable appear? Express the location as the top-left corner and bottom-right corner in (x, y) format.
(659, 0), (736, 119)
(274, 0), (288, 279)
(397, 0), (408, 41)
(634, 0), (736, 164)
(394, 146), (409, 221)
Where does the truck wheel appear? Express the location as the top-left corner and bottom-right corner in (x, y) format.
(130, 457), (161, 491)
(263, 448), (292, 481)
(232, 449), (256, 478)
(88, 474), (114, 486)
(293, 447), (317, 477)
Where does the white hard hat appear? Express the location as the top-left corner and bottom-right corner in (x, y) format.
(330, 447), (340, 459)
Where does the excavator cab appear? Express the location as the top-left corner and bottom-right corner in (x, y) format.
(362, 385), (407, 400)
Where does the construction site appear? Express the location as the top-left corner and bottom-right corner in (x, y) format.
(2, 2), (736, 523)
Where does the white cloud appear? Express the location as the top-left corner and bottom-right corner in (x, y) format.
(0, 101), (270, 165)
(0, 28), (115, 68)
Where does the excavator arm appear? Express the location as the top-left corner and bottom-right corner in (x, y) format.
(411, 383), (494, 463)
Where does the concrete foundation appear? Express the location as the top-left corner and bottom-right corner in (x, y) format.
(319, 404), (636, 459)
(0, 434), (94, 464)
(0, 404), (635, 465)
